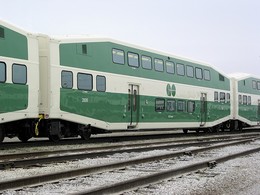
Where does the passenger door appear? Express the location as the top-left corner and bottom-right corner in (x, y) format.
(200, 93), (207, 126)
(257, 100), (260, 123)
(128, 84), (139, 128)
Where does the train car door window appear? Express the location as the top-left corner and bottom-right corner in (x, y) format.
(258, 100), (260, 123)
(128, 84), (139, 128)
(200, 93), (207, 126)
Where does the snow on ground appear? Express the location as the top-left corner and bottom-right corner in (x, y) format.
(1, 140), (260, 194)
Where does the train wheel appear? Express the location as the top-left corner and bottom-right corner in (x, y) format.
(80, 129), (91, 140)
(18, 133), (31, 143)
(49, 135), (60, 142)
(0, 127), (4, 143)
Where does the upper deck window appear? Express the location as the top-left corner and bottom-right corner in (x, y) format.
(204, 69), (211, 81)
(195, 67), (203, 80)
(257, 81), (260, 90)
(177, 64), (185, 76)
(141, 55), (152, 70)
(154, 58), (164, 72)
(252, 80), (257, 89)
(112, 49), (125, 65)
(0, 27), (4, 38)
(186, 65), (194, 78)
(12, 64), (27, 85)
(0, 62), (6, 82)
(128, 52), (139, 67)
(166, 61), (174, 74)
(219, 74), (225, 81)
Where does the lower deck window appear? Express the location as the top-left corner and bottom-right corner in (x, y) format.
(0, 62), (6, 82)
(61, 70), (73, 89)
(187, 101), (195, 113)
(167, 99), (176, 111)
(12, 64), (27, 84)
(220, 92), (225, 103)
(96, 75), (106, 92)
(77, 73), (93, 91)
(177, 100), (186, 112)
(155, 98), (165, 112)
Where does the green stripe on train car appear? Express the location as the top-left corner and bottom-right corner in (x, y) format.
(60, 88), (230, 124)
(0, 83), (28, 113)
(0, 25), (28, 60)
(239, 104), (259, 122)
(59, 42), (230, 91)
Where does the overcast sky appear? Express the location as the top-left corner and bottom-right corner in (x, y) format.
(1, 0), (260, 76)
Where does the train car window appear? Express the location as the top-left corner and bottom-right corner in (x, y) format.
(96, 75), (106, 92)
(176, 64), (185, 76)
(177, 100), (186, 112)
(12, 64), (27, 85)
(154, 58), (164, 72)
(252, 80), (257, 89)
(248, 96), (251, 105)
(155, 98), (165, 112)
(243, 95), (247, 105)
(0, 62), (6, 82)
(0, 27), (4, 38)
(187, 101), (195, 113)
(195, 67), (203, 80)
(214, 91), (219, 102)
(226, 93), (230, 103)
(166, 99), (176, 112)
(112, 49), (125, 65)
(186, 65), (194, 78)
(220, 92), (225, 103)
(77, 73), (93, 91)
(61, 70), (73, 89)
(128, 52), (139, 68)
(166, 61), (175, 74)
(141, 55), (152, 70)
(219, 74), (225, 81)
(238, 95), (242, 104)
(257, 81), (260, 90)
(204, 69), (211, 81)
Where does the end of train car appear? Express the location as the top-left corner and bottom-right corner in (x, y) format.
(0, 20), (39, 143)
(230, 73), (260, 129)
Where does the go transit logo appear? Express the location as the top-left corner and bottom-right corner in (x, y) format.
(166, 84), (176, 97)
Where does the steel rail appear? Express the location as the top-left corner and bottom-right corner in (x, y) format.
(78, 146), (260, 195)
(0, 133), (258, 161)
(0, 137), (257, 191)
(0, 136), (258, 170)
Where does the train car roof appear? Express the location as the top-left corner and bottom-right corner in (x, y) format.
(0, 19), (32, 37)
(229, 72), (260, 80)
(51, 34), (229, 77)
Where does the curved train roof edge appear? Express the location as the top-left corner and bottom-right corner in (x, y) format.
(51, 34), (230, 78)
(229, 72), (260, 80)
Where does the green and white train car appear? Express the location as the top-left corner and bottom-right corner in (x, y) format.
(230, 73), (260, 128)
(0, 20), (39, 142)
(37, 35), (233, 140)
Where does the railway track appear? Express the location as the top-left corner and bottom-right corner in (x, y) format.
(0, 133), (259, 169)
(0, 134), (260, 193)
(1, 128), (259, 150)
